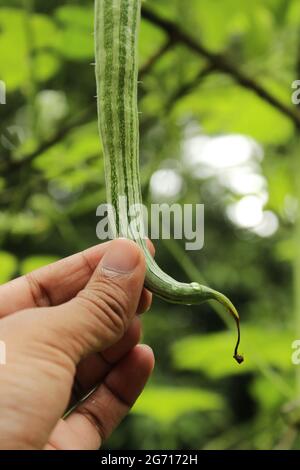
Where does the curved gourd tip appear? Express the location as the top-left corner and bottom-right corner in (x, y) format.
(207, 288), (244, 364)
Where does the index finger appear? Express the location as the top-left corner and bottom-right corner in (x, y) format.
(0, 239), (155, 318)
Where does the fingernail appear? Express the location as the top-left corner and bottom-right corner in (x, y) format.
(139, 344), (153, 354)
(100, 239), (140, 277)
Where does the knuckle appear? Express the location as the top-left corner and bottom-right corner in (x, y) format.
(25, 273), (51, 308)
(76, 399), (107, 442)
(76, 279), (130, 338)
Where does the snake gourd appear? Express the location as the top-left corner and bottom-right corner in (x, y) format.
(94, 0), (243, 364)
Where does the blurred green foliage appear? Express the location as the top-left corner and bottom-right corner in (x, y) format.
(1, 0), (300, 450)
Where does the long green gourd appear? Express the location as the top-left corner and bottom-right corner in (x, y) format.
(94, 0), (243, 363)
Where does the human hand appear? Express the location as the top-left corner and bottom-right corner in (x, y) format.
(0, 238), (155, 450)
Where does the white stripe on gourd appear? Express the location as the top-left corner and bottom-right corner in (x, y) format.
(94, 0), (243, 363)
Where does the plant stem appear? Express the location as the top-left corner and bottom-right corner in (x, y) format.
(23, 0), (37, 138)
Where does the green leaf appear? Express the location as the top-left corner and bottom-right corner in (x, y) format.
(172, 325), (294, 379)
(139, 20), (167, 66)
(55, 5), (94, 30)
(173, 76), (293, 144)
(56, 28), (94, 60)
(34, 52), (60, 82)
(20, 256), (59, 275)
(0, 8), (27, 89)
(54, 6), (94, 60)
(133, 386), (224, 423)
(275, 238), (296, 262)
(265, 159), (293, 212)
(287, 0), (300, 25)
(33, 122), (101, 179)
(0, 8), (60, 90)
(11, 213), (50, 236)
(250, 376), (287, 412)
(0, 251), (18, 284)
(31, 13), (60, 49)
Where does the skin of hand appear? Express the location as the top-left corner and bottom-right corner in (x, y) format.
(0, 238), (155, 450)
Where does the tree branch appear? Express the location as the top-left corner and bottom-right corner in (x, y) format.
(1, 106), (95, 175)
(165, 63), (215, 113)
(139, 37), (174, 79)
(142, 7), (300, 129)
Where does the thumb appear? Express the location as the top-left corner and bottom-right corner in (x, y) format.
(50, 238), (146, 363)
